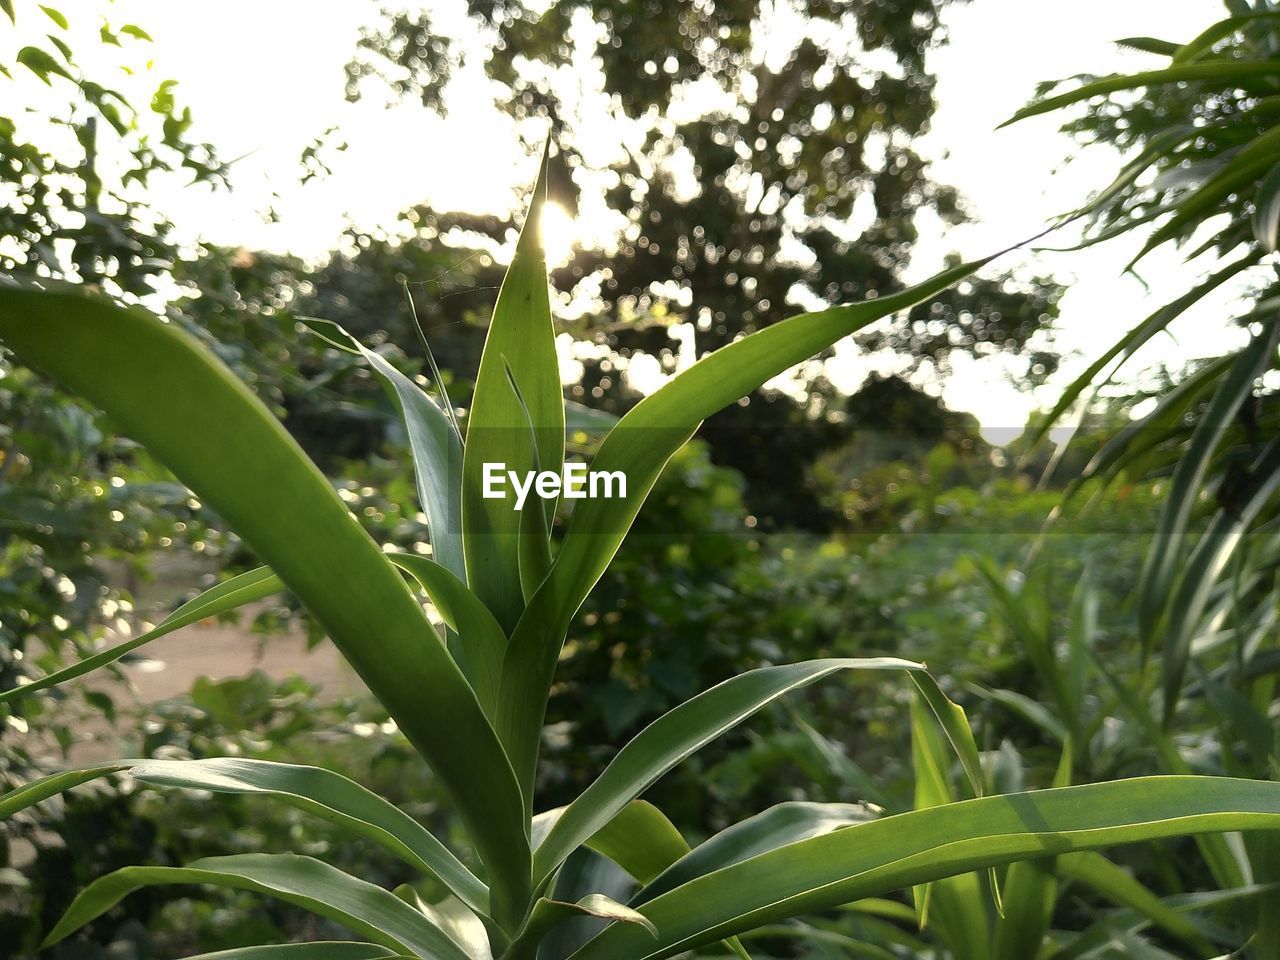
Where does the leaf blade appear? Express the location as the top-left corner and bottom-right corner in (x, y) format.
(533, 658), (925, 886)
(303, 317), (465, 583)
(462, 144), (563, 633)
(0, 762), (132, 821)
(176, 945), (407, 960)
(0, 567), (282, 705)
(635, 802), (875, 907)
(43, 853), (472, 959)
(583, 800), (690, 886)
(129, 757), (489, 917)
(388, 553), (507, 719)
(1004, 61), (1280, 126)
(1252, 161), (1280, 252)
(569, 777), (1280, 960)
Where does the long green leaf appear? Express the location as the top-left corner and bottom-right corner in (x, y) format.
(462, 145), (563, 633)
(583, 800), (689, 886)
(1056, 851), (1212, 954)
(388, 553), (506, 718)
(1252, 161), (1280, 252)
(909, 691), (988, 960)
(177, 946), (409, 960)
(533, 658), (925, 886)
(43, 853), (472, 959)
(1171, 12), (1280, 64)
(1130, 124), (1280, 265)
(1115, 37), (1181, 57)
(1137, 323), (1277, 658)
(635, 802), (874, 907)
(0, 566), (281, 705)
(0, 761), (131, 820)
(534, 799), (689, 885)
(1161, 431), (1280, 719)
(303, 317), (464, 583)
(0, 288), (530, 931)
(1003, 61), (1280, 126)
(989, 744), (1071, 960)
(965, 682), (1069, 744)
(1069, 123), (1200, 222)
(129, 758), (489, 917)
(909, 673), (984, 801)
(503, 357), (554, 603)
(568, 776), (1280, 960)
(1021, 255), (1256, 456)
(1089, 648), (1251, 892)
(498, 258), (989, 800)
(1077, 353), (1232, 495)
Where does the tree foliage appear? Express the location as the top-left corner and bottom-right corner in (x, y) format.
(342, 0), (1060, 523)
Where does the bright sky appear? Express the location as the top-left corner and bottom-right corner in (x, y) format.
(6, 0), (1250, 439)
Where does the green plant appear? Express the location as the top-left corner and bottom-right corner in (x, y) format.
(4, 150), (1280, 960)
(997, 11), (1280, 954)
(1010, 2), (1280, 715)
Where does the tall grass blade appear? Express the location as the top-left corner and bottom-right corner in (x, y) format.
(1137, 323), (1277, 660)
(909, 691), (989, 958)
(1020, 256), (1256, 458)
(991, 745), (1072, 960)
(1161, 432), (1280, 721)
(405, 281), (462, 440)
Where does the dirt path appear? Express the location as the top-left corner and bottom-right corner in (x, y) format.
(120, 610), (363, 703)
(54, 607), (365, 765)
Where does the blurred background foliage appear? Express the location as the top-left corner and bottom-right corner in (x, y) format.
(1, 0), (1278, 957)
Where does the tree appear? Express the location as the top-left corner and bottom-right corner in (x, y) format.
(343, 0), (1062, 526)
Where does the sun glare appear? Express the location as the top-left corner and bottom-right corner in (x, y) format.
(539, 201), (577, 267)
